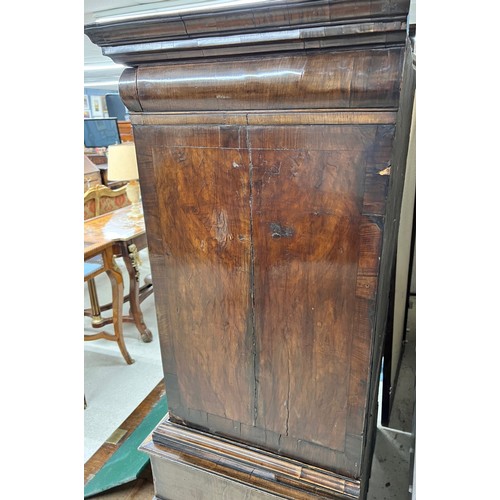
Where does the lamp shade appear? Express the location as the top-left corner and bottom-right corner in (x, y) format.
(107, 142), (139, 181)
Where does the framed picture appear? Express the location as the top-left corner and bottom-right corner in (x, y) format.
(91, 95), (104, 118)
(84, 95), (90, 118)
(101, 96), (109, 117)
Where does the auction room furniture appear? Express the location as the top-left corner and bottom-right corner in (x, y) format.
(84, 183), (130, 220)
(84, 204), (154, 343)
(86, 1), (416, 498)
(84, 239), (133, 365)
(84, 155), (102, 192)
(84, 183), (131, 327)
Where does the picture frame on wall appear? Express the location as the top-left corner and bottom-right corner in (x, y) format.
(101, 96), (109, 117)
(84, 95), (90, 118)
(90, 95), (104, 118)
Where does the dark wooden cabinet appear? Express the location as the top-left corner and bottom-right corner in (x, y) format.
(85, 1), (415, 498)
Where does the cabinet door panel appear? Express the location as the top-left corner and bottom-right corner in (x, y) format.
(136, 121), (394, 475)
(146, 127), (254, 425)
(250, 125), (392, 456)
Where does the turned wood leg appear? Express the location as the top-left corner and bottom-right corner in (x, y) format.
(87, 278), (103, 326)
(123, 243), (153, 342)
(104, 247), (134, 364)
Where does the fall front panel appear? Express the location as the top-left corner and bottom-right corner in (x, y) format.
(134, 121), (394, 477)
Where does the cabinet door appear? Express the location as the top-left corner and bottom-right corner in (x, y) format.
(138, 125), (255, 427)
(249, 124), (393, 477)
(135, 120), (394, 478)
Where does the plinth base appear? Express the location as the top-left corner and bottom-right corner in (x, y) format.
(140, 414), (361, 500)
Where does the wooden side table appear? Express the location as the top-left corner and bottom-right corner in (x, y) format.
(84, 205), (153, 343)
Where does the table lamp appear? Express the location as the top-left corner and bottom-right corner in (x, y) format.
(107, 142), (142, 218)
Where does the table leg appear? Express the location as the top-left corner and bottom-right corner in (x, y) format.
(104, 248), (135, 364)
(87, 278), (103, 326)
(123, 242), (153, 343)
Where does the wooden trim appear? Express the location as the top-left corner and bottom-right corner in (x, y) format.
(85, 0), (410, 54)
(358, 39), (416, 497)
(101, 22), (407, 65)
(120, 48), (404, 112)
(131, 110), (398, 127)
(142, 414), (361, 499)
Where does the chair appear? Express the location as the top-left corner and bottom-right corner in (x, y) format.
(84, 184), (131, 326)
(84, 183), (130, 221)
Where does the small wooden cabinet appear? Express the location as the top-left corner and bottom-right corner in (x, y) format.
(86, 1), (415, 498)
(85, 154), (107, 166)
(83, 155), (102, 192)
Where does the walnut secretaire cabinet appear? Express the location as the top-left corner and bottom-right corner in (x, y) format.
(85, 1), (415, 498)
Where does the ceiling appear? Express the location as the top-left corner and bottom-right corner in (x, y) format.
(84, 0), (416, 92)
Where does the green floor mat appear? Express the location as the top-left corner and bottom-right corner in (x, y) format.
(84, 394), (167, 498)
